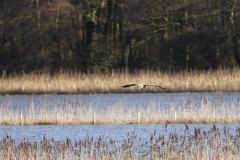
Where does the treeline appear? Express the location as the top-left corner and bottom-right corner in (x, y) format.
(1, 0), (240, 74)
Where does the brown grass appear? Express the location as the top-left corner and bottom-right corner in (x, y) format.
(1, 67), (240, 94)
(0, 125), (239, 159)
(0, 97), (239, 125)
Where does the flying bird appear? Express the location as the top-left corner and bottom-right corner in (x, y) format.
(121, 83), (166, 89)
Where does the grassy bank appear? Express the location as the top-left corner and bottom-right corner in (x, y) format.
(0, 97), (239, 125)
(1, 125), (239, 159)
(1, 68), (240, 94)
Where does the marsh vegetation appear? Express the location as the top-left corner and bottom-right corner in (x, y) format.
(1, 125), (240, 159)
(0, 93), (239, 125)
(1, 68), (240, 94)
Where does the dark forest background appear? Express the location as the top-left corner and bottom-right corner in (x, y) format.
(1, 0), (240, 74)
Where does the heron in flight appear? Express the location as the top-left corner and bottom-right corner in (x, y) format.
(121, 83), (166, 89)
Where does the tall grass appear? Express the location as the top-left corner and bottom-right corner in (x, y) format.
(0, 97), (239, 125)
(1, 125), (240, 159)
(1, 68), (240, 94)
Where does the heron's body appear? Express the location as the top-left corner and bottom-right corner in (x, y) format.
(121, 83), (166, 89)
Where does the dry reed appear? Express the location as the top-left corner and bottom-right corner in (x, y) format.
(1, 68), (240, 94)
(0, 125), (240, 159)
(0, 97), (239, 125)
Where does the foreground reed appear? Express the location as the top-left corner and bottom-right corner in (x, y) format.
(0, 96), (239, 125)
(0, 125), (239, 159)
(1, 67), (240, 94)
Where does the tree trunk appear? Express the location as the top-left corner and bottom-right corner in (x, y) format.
(36, 0), (45, 62)
(230, 8), (240, 65)
(184, 0), (189, 70)
(119, 2), (128, 74)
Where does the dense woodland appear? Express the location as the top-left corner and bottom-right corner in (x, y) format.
(1, 0), (240, 74)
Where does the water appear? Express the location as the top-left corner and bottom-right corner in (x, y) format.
(0, 92), (240, 143)
(0, 123), (240, 145)
(0, 92), (237, 109)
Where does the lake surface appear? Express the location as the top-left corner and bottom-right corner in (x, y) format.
(0, 92), (237, 110)
(0, 92), (240, 143)
(0, 123), (240, 144)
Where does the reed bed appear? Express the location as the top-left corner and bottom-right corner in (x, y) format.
(0, 97), (239, 125)
(1, 68), (240, 94)
(1, 125), (240, 159)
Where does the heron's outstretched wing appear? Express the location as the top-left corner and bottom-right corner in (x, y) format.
(146, 84), (166, 89)
(156, 86), (166, 89)
(121, 84), (138, 88)
(122, 83), (166, 89)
